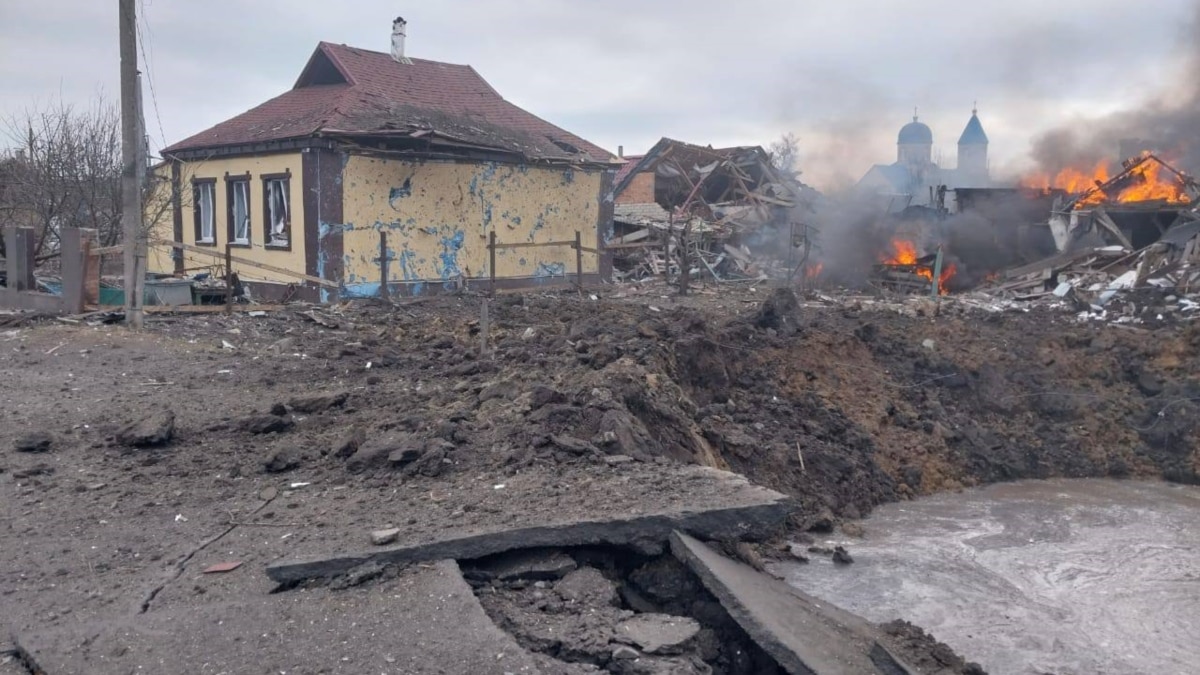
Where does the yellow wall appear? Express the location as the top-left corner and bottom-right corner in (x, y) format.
(148, 153), (306, 286)
(339, 156), (603, 295)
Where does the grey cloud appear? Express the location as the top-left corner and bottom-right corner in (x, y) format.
(1, 0), (1197, 189)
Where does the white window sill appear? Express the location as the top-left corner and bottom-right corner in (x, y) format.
(198, 238), (215, 244)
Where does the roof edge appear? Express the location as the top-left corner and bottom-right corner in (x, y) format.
(293, 42), (358, 89)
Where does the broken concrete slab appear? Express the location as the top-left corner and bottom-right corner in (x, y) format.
(266, 482), (791, 584)
(468, 548), (578, 582)
(14, 560), (582, 675)
(615, 613), (701, 655)
(555, 567), (620, 606)
(669, 531), (915, 675)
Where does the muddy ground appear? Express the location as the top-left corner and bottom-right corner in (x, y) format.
(2, 283), (1197, 672)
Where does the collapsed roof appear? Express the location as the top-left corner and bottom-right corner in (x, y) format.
(612, 138), (797, 228)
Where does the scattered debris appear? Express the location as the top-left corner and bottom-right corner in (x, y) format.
(832, 546), (855, 565)
(288, 391), (349, 414)
(202, 561), (243, 574)
(116, 410), (176, 448)
(371, 528), (401, 546)
(13, 432), (52, 453)
(465, 549), (578, 582)
(263, 448), (301, 474)
(610, 138), (810, 286)
(238, 415), (294, 435)
(615, 613), (702, 656)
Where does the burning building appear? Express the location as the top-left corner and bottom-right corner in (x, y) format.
(1027, 153), (1200, 252)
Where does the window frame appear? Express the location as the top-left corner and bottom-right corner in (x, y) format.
(261, 170), (292, 251)
(225, 172), (252, 248)
(192, 178), (217, 246)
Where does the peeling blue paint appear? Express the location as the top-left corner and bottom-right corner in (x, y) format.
(529, 213), (546, 241)
(397, 248), (417, 280)
(388, 177), (413, 209)
(534, 262), (566, 280)
(436, 229), (466, 285)
(343, 282), (382, 299)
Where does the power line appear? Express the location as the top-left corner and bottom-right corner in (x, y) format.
(136, 0), (167, 152)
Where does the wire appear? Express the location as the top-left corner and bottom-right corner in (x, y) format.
(136, 0), (168, 152)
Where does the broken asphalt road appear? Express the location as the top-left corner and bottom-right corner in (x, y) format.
(267, 477), (791, 584)
(13, 560), (584, 675)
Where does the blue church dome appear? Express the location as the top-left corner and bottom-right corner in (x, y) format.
(958, 110), (989, 145)
(898, 116), (933, 145)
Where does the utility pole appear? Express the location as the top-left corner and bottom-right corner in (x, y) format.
(119, 0), (145, 328)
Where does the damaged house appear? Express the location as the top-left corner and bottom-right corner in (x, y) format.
(149, 18), (617, 300)
(608, 138), (800, 281)
(1044, 153), (1199, 252)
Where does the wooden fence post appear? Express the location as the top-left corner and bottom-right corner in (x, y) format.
(488, 230), (497, 297)
(224, 242), (233, 314)
(574, 230), (583, 291)
(61, 228), (85, 314)
(931, 246), (944, 298)
(679, 219), (691, 296)
(480, 298), (490, 358)
(379, 231), (390, 300)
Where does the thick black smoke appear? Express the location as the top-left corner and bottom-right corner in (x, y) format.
(1029, 2), (1200, 174)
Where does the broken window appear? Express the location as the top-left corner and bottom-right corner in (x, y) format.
(193, 179), (216, 245)
(263, 174), (290, 248)
(227, 177), (251, 245)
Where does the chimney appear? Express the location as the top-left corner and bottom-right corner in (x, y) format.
(618, 145), (624, 159)
(391, 16), (407, 61)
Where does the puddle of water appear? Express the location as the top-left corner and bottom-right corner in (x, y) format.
(778, 479), (1200, 675)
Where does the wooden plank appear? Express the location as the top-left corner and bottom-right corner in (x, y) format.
(492, 240), (575, 251)
(615, 229), (651, 244)
(604, 241), (658, 251)
(88, 303), (289, 314)
(1093, 208), (1135, 250)
(90, 245), (123, 256)
(153, 239), (338, 288)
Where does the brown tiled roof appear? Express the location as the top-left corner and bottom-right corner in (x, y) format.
(165, 42), (614, 163)
(613, 155), (646, 188)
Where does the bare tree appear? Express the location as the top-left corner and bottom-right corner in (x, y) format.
(0, 97), (123, 260)
(768, 132), (801, 179)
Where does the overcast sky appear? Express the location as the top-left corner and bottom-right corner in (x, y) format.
(1, 1), (1196, 189)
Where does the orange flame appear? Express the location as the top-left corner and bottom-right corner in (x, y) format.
(1021, 154), (1190, 208)
(880, 239), (956, 293)
(805, 262), (823, 279)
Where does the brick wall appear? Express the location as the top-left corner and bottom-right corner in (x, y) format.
(616, 171), (656, 204)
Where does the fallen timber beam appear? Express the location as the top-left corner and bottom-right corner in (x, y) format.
(265, 495), (792, 584)
(153, 240), (338, 289)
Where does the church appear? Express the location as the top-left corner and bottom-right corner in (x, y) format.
(855, 109), (992, 207)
